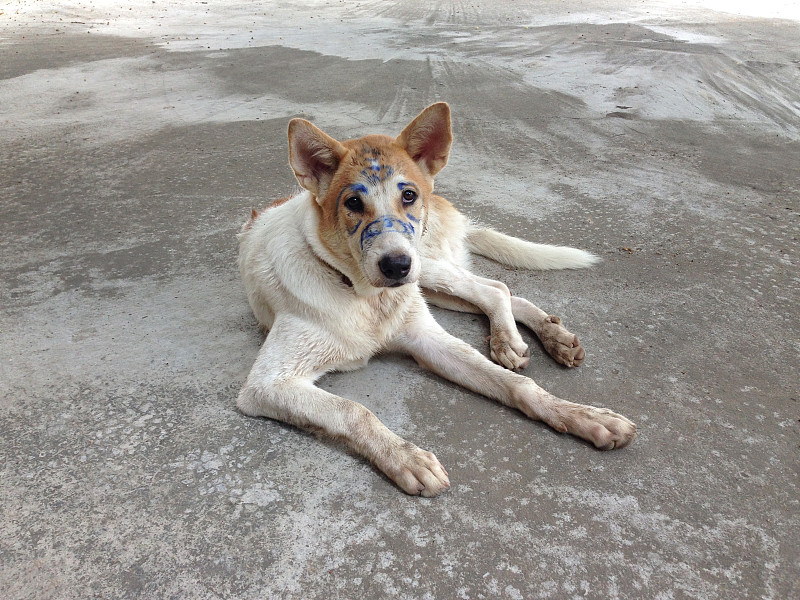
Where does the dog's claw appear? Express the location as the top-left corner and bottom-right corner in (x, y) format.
(539, 315), (586, 367)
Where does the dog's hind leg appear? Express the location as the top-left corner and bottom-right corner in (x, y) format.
(508, 295), (586, 368)
(236, 318), (450, 497)
(450, 275), (586, 367)
(422, 260), (585, 368)
(391, 313), (635, 450)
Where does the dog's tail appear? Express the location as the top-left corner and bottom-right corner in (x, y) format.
(466, 224), (599, 270)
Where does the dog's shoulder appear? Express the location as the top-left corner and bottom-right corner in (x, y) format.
(426, 194), (464, 225)
(238, 191), (319, 297)
(240, 194), (297, 233)
(421, 193), (469, 263)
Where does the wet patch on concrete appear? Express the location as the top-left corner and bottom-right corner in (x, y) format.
(0, 31), (153, 80)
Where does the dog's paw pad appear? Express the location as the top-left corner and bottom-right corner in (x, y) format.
(382, 444), (450, 497)
(540, 315), (585, 368)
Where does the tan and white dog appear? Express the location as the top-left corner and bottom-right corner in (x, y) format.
(237, 103), (636, 497)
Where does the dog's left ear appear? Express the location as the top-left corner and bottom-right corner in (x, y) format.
(396, 102), (452, 178)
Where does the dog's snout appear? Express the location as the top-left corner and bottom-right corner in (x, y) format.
(378, 254), (412, 280)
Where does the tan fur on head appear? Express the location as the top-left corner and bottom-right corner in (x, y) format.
(286, 106), (455, 291)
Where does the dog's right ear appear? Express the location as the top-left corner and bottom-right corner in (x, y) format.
(288, 119), (348, 202)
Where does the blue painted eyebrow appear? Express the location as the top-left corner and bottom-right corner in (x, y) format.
(336, 183), (369, 210)
(397, 182), (418, 191)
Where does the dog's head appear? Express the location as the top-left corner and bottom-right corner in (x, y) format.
(287, 103), (452, 290)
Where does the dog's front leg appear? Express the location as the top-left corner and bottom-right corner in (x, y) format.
(392, 313), (636, 450)
(421, 259), (530, 370)
(237, 322), (450, 497)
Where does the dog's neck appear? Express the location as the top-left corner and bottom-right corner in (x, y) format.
(313, 251), (353, 288)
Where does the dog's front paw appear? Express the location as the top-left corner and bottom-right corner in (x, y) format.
(569, 406), (637, 450)
(489, 330), (530, 371)
(539, 315), (585, 368)
(378, 442), (450, 497)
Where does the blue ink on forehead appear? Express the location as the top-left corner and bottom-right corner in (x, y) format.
(350, 183), (368, 195)
(359, 162), (395, 186)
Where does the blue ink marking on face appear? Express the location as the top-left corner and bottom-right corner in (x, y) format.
(360, 169), (380, 187)
(347, 219), (363, 236)
(359, 161), (395, 186)
(336, 183), (369, 211)
(360, 215), (415, 250)
(399, 183), (422, 224)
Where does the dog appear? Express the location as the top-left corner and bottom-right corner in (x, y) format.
(236, 103), (636, 497)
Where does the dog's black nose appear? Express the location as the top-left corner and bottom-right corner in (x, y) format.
(378, 254), (411, 280)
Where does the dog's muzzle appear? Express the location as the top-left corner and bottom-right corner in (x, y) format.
(360, 214), (418, 287)
(360, 215), (415, 250)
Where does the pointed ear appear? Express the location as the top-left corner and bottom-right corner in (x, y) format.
(288, 119), (348, 200)
(396, 102), (452, 177)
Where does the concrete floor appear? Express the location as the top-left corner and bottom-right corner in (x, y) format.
(1, 1), (799, 598)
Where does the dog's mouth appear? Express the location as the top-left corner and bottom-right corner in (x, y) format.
(370, 273), (416, 289)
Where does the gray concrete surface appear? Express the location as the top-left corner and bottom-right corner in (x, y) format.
(1, 1), (799, 598)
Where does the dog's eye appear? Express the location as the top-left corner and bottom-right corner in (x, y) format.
(401, 189), (417, 205)
(344, 196), (364, 212)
